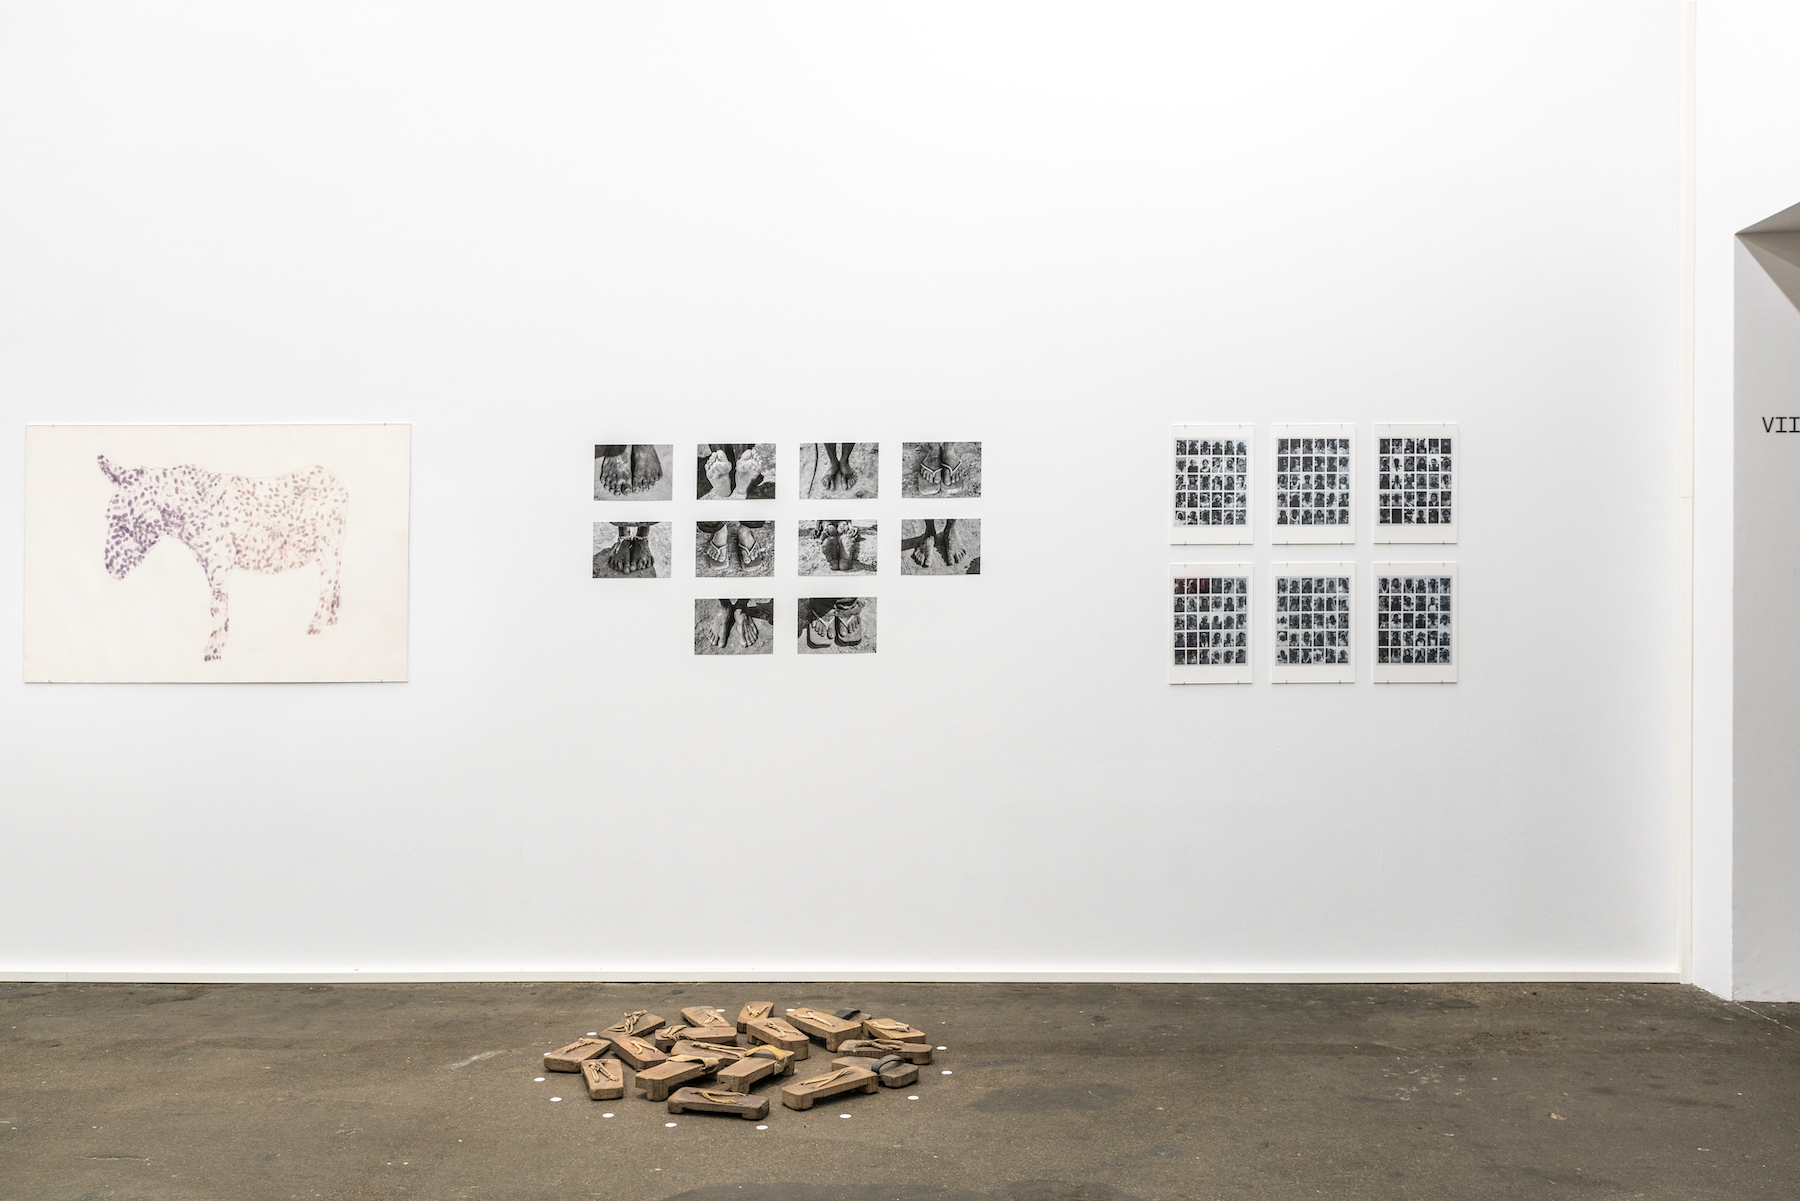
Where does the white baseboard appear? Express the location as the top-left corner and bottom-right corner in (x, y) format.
(0, 969), (1687, 984)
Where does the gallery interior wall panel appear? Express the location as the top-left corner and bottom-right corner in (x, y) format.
(0, 2), (1684, 978)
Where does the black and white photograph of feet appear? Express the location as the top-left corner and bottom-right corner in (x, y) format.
(593, 444), (672, 500)
(901, 518), (980, 575)
(697, 443), (777, 500)
(694, 599), (774, 655)
(901, 442), (981, 498)
(800, 442), (878, 499)
(798, 597), (876, 654)
(592, 521), (671, 578)
(696, 521), (774, 577)
(798, 520), (877, 575)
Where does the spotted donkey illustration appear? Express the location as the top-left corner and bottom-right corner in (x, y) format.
(98, 455), (350, 661)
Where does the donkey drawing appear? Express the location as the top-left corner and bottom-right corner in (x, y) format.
(98, 455), (349, 661)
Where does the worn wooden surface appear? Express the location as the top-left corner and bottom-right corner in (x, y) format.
(743, 1016), (810, 1059)
(666, 1087), (770, 1120)
(606, 1034), (669, 1071)
(779, 1064), (879, 1111)
(679, 1006), (736, 1030)
(836, 1038), (933, 1065)
(543, 1037), (610, 1073)
(861, 1017), (926, 1043)
(653, 1023), (736, 1050)
(598, 1011), (664, 1040)
(786, 1007), (861, 1051)
(636, 1054), (725, 1102)
(736, 1001), (774, 1033)
(580, 1056), (626, 1100)
(833, 1053), (920, 1088)
(712, 1045), (796, 1093)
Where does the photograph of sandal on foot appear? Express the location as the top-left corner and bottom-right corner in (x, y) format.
(901, 442), (981, 498)
(798, 520), (876, 576)
(800, 442), (878, 499)
(694, 599), (773, 655)
(593, 444), (672, 501)
(696, 443), (777, 500)
(592, 521), (671, 578)
(695, 521), (773, 578)
(797, 597), (876, 654)
(900, 518), (979, 576)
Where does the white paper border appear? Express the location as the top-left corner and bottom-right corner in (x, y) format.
(1372, 423), (1458, 544)
(1270, 424), (1355, 545)
(1270, 562), (1355, 683)
(1371, 562), (1457, 683)
(1168, 562), (1253, 684)
(1170, 424), (1253, 545)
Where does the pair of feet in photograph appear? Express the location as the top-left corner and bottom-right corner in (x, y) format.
(703, 445), (768, 499)
(805, 599), (865, 650)
(704, 522), (769, 568)
(908, 518), (965, 569)
(913, 443), (967, 496)
(596, 445), (663, 495)
(812, 520), (866, 572)
(605, 523), (655, 574)
(817, 442), (859, 493)
(710, 599), (767, 649)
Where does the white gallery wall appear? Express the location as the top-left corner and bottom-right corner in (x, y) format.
(0, 3), (1688, 980)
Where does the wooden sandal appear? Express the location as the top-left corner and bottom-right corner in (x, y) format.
(666, 1087), (769, 1120)
(833, 1052), (919, 1088)
(543, 1037), (611, 1073)
(780, 1064), (878, 1110)
(836, 1038), (932, 1065)
(743, 1015), (811, 1059)
(713, 1044), (797, 1092)
(786, 1007), (862, 1051)
(581, 1056), (625, 1100)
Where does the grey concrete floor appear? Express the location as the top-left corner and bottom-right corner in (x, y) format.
(2, 982), (1798, 1201)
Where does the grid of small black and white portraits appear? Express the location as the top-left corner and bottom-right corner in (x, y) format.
(1273, 433), (1351, 531)
(1274, 573), (1351, 666)
(1376, 430), (1453, 530)
(1375, 571), (1453, 666)
(1170, 424), (1253, 542)
(1171, 574), (1249, 666)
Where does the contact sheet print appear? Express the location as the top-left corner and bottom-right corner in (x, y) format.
(1169, 564), (1252, 684)
(1171, 425), (1253, 544)
(1373, 423), (1457, 543)
(1373, 563), (1456, 683)
(1271, 564), (1353, 683)
(1271, 424), (1353, 544)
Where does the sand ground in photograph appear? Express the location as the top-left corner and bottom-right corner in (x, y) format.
(901, 441), (982, 498)
(694, 523), (776, 578)
(796, 521), (878, 576)
(799, 442), (880, 499)
(797, 598), (878, 654)
(591, 522), (672, 579)
(696, 443), (778, 500)
(593, 444), (674, 501)
(901, 518), (981, 576)
(693, 599), (774, 655)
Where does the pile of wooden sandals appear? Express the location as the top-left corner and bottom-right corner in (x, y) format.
(543, 1002), (935, 1121)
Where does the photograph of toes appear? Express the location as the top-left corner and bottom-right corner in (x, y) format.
(695, 521), (774, 578)
(694, 599), (774, 655)
(901, 441), (982, 497)
(593, 444), (672, 500)
(591, 521), (671, 578)
(697, 443), (777, 500)
(799, 442), (878, 499)
(901, 518), (980, 575)
(798, 597), (877, 654)
(798, 520), (877, 576)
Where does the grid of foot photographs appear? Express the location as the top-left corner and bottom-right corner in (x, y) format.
(591, 440), (983, 656)
(1165, 423), (1457, 685)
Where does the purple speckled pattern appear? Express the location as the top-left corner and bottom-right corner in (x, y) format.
(98, 454), (349, 661)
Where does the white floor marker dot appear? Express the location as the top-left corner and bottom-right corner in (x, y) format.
(534, 1077), (545, 1082)
(755, 1125), (768, 1130)
(602, 1113), (614, 1118)
(937, 1046), (947, 1050)
(665, 1122), (678, 1128)
(941, 1070), (953, 1075)
(550, 1097), (562, 1102)
(840, 1114), (852, 1119)
(907, 1095), (919, 1100)
(587, 1032), (598, 1037)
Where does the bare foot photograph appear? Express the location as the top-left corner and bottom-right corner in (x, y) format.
(592, 521), (671, 578)
(697, 443), (777, 500)
(800, 442), (878, 499)
(901, 518), (980, 575)
(797, 520), (877, 576)
(695, 599), (774, 655)
(593, 444), (672, 501)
